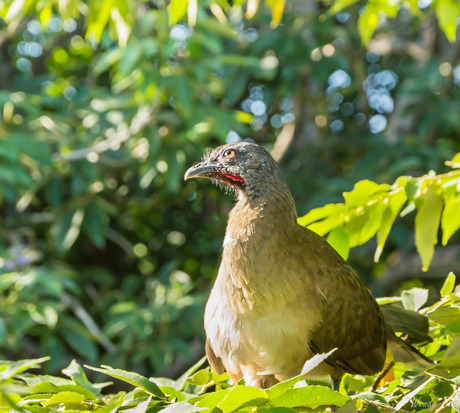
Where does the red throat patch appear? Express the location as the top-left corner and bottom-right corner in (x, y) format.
(221, 172), (244, 183)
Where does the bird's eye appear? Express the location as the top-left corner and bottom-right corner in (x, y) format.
(223, 149), (236, 159)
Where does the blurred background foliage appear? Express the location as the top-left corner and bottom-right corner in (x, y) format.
(0, 0), (460, 377)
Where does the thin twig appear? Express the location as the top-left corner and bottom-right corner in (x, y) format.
(370, 360), (395, 392)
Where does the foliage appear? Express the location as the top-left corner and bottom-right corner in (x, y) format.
(1, 275), (460, 412)
(1, 0), (460, 382)
(299, 153), (460, 270)
(2, 0), (459, 45)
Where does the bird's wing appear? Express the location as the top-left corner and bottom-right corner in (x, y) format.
(205, 338), (226, 375)
(298, 228), (387, 376)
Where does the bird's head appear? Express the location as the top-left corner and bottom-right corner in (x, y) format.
(184, 142), (287, 202)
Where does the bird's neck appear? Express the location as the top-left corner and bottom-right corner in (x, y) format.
(228, 185), (298, 236)
(217, 186), (299, 311)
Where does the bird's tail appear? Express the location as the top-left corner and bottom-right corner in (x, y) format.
(387, 331), (433, 369)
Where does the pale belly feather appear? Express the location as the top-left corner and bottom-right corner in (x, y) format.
(205, 285), (322, 385)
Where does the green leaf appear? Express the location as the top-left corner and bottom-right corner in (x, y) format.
(440, 272), (456, 297)
(401, 288), (429, 312)
(186, 369), (211, 386)
(56, 209), (85, 251)
(169, 0), (189, 25)
(441, 193), (460, 245)
(18, 393), (55, 406)
(159, 386), (187, 402)
(159, 401), (201, 412)
(381, 305), (431, 342)
(62, 359), (101, 396)
(346, 202), (385, 247)
(82, 204), (109, 248)
(415, 183), (443, 271)
(42, 391), (87, 406)
(445, 153), (460, 168)
(327, 226), (349, 260)
(299, 203), (347, 227)
(85, 365), (164, 397)
(429, 307), (460, 325)
(394, 377), (435, 411)
(267, 350), (337, 399)
(0, 357), (50, 381)
(217, 386), (268, 413)
(446, 319), (460, 335)
(195, 388), (230, 409)
(270, 385), (349, 409)
(86, 0), (112, 44)
(308, 214), (347, 237)
(435, 0), (460, 42)
(343, 180), (390, 207)
(358, 3), (380, 45)
(352, 391), (386, 403)
(375, 189), (407, 262)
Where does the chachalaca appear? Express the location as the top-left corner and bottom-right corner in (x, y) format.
(184, 142), (431, 390)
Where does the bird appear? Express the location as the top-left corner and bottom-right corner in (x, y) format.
(184, 141), (431, 391)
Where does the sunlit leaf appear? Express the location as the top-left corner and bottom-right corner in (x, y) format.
(85, 365), (164, 397)
(435, 0), (460, 42)
(56, 209), (85, 251)
(327, 226), (350, 260)
(267, 0), (286, 28)
(445, 153), (460, 168)
(308, 214), (347, 236)
(246, 0), (259, 19)
(87, 0), (112, 44)
(42, 391), (86, 406)
(415, 183), (443, 271)
(346, 202), (385, 247)
(195, 389), (231, 409)
(441, 193), (460, 245)
(267, 350), (337, 399)
(298, 203), (347, 227)
(401, 288), (429, 311)
(358, 3), (379, 44)
(270, 386), (349, 409)
(440, 272), (456, 297)
(343, 180), (390, 207)
(429, 306), (460, 325)
(62, 360), (101, 396)
(0, 357), (50, 381)
(169, 0), (189, 24)
(217, 386), (268, 413)
(375, 189), (407, 262)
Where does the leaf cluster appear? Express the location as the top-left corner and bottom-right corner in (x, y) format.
(1, 274), (460, 412)
(299, 153), (460, 270)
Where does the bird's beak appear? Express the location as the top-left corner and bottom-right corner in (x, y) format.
(184, 162), (220, 180)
